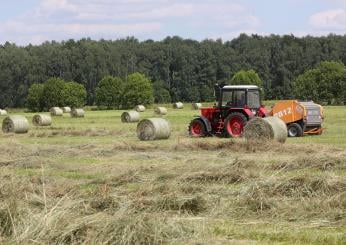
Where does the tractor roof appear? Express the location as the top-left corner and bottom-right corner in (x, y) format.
(222, 85), (259, 90)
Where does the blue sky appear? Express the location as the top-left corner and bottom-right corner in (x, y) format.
(0, 0), (345, 45)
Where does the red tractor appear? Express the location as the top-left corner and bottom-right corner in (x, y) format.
(189, 84), (268, 137)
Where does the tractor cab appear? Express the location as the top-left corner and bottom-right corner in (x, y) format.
(215, 84), (263, 111)
(189, 84), (267, 138)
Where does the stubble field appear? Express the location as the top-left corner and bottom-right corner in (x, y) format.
(0, 104), (345, 244)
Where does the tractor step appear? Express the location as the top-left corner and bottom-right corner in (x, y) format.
(216, 120), (224, 134)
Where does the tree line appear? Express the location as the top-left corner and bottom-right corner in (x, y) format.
(1, 34), (346, 108)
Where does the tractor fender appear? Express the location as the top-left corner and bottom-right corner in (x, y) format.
(195, 116), (212, 133)
(243, 108), (255, 118)
(229, 108), (254, 119)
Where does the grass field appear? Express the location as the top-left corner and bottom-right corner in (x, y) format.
(0, 104), (345, 244)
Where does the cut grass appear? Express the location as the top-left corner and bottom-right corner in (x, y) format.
(0, 105), (345, 244)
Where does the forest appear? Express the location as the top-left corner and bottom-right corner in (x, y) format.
(1, 34), (346, 108)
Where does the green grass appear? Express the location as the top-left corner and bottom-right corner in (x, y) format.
(6, 103), (346, 146)
(0, 104), (345, 244)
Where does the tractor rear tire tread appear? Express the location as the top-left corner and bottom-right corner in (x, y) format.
(224, 112), (248, 138)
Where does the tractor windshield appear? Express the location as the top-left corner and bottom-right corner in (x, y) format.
(247, 90), (260, 108)
(222, 90), (246, 107)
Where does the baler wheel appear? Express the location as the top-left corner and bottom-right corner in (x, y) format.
(287, 123), (303, 137)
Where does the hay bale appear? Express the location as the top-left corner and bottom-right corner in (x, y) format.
(173, 102), (184, 109)
(2, 115), (29, 134)
(244, 116), (287, 143)
(121, 111), (140, 123)
(192, 103), (202, 110)
(154, 107), (168, 115)
(50, 107), (63, 116)
(137, 118), (171, 141)
(62, 107), (71, 113)
(134, 105), (146, 112)
(0, 109), (7, 116)
(70, 108), (85, 118)
(32, 114), (52, 126)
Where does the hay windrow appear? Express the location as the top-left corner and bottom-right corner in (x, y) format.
(181, 161), (256, 184)
(182, 169), (250, 184)
(242, 176), (346, 198)
(268, 156), (346, 171)
(29, 128), (125, 138)
(153, 195), (207, 214)
(0, 136), (346, 244)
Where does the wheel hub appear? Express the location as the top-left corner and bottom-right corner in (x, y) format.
(191, 122), (202, 136)
(288, 127), (297, 137)
(227, 117), (244, 137)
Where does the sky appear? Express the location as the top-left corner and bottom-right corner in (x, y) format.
(0, 0), (345, 45)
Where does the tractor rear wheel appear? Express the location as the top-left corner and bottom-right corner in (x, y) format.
(189, 119), (207, 137)
(287, 123), (303, 137)
(224, 112), (247, 138)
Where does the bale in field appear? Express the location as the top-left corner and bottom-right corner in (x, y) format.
(32, 114), (52, 126)
(2, 115), (29, 134)
(0, 109), (7, 116)
(173, 102), (184, 109)
(62, 107), (71, 113)
(50, 107), (63, 116)
(192, 103), (202, 110)
(244, 116), (287, 143)
(134, 105), (146, 112)
(70, 108), (85, 118)
(137, 118), (171, 141)
(121, 111), (140, 123)
(154, 107), (168, 115)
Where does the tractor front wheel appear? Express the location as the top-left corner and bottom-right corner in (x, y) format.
(287, 123), (303, 137)
(224, 112), (247, 138)
(189, 119), (207, 137)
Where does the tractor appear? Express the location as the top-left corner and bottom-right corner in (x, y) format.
(189, 84), (268, 137)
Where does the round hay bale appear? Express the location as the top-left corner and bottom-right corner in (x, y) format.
(50, 107), (63, 116)
(121, 111), (140, 123)
(70, 108), (85, 118)
(0, 109), (8, 116)
(244, 117), (287, 143)
(173, 102), (184, 109)
(155, 107), (168, 115)
(2, 115), (29, 134)
(32, 114), (52, 126)
(62, 107), (71, 113)
(134, 105), (146, 112)
(137, 118), (171, 141)
(191, 103), (202, 110)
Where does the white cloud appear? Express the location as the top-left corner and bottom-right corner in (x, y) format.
(0, 0), (260, 45)
(309, 8), (346, 30)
